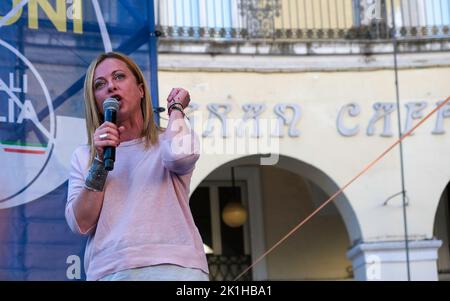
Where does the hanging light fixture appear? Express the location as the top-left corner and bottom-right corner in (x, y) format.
(222, 166), (248, 228)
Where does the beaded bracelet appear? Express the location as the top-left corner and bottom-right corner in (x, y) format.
(170, 105), (185, 117)
(168, 102), (184, 115)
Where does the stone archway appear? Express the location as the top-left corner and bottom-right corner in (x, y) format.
(434, 182), (450, 281)
(190, 154), (361, 280)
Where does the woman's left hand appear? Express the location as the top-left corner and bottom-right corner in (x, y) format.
(167, 88), (191, 110)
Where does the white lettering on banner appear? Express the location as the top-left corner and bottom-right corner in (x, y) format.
(0, 73), (28, 123)
(0, 73), (51, 139)
(0, 39), (56, 210)
(0, 39), (86, 210)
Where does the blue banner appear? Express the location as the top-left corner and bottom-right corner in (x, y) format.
(0, 0), (158, 280)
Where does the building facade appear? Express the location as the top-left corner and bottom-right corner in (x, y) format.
(0, 0), (449, 281)
(156, 0), (450, 280)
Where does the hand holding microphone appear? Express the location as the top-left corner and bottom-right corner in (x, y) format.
(93, 97), (124, 171)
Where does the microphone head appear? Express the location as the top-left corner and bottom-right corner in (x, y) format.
(103, 97), (119, 112)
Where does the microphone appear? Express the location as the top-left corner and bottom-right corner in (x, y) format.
(103, 97), (119, 171)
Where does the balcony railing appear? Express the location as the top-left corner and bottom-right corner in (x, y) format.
(155, 0), (450, 41)
(206, 254), (252, 281)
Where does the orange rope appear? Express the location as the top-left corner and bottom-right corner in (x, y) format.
(234, 96), (450, 281)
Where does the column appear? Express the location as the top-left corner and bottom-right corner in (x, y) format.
(347, 240), (442, 280)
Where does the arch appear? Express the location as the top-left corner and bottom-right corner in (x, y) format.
(191, 154), (362, 250)
(432, 180), (450, 232)
(433, 182), (450, 280)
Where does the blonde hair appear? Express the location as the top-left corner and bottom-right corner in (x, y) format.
(83, 52), (160, 165)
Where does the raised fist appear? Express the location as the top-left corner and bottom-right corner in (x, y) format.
(167, 88), (190, 110)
